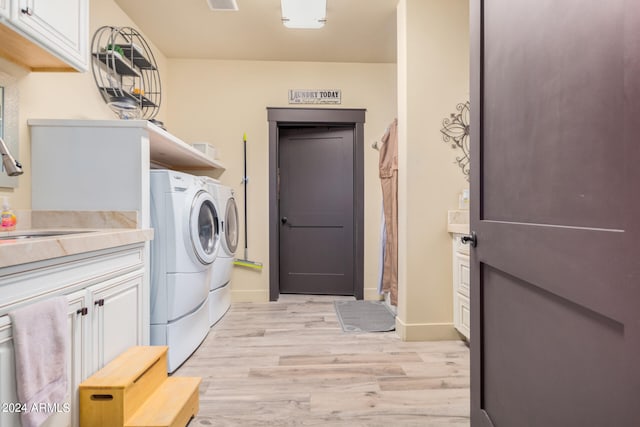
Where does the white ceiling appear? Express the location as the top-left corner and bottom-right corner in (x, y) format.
(113, 0), (398, 63)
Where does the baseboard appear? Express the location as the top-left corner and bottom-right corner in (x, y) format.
(231, 289), (269, 303)
(395, 316), (459, 341)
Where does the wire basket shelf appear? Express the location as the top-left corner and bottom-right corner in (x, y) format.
(91, 26), (162, 120)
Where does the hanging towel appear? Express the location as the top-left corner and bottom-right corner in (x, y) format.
(9, 297), (69, 427)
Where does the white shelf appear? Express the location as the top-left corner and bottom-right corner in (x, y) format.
(27, 119), (226, 172)
(146, 122), (225, 171)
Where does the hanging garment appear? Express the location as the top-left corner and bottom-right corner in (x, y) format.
(379, 118), (398, 305)
(377, 205), (386, 295)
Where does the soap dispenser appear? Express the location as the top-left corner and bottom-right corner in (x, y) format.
(1, 197), (16, 231)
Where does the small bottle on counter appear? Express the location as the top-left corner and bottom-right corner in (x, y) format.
(458, 189), (470, 210)
(1, 197), (17, 231)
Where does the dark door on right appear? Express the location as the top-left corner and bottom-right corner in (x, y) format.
(471, 0), (640, 425)
(278, 126), (355, 295)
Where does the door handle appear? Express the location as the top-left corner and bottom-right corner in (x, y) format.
(281, 216), (288, 225)
(461, 231), (477, 248)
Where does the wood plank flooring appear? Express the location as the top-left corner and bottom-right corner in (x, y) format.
(174, 295), (470, 426)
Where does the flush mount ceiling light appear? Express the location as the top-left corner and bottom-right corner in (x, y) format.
(281, 0), (326, 29)
(207, 0), (239, 11)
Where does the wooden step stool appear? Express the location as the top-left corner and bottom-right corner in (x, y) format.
(79, 346), (201, 427)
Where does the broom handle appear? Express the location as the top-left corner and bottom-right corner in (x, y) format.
(243, 135), (248, 258)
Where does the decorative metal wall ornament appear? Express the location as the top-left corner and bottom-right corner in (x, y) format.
(91, 26), (162, 120)
(440, 101), (470, 181)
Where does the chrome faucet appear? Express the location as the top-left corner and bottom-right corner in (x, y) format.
(0, 137), (23, 176)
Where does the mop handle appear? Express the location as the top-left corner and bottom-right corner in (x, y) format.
(243, 133), (248, 254)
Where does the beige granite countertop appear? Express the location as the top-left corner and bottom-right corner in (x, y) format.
(0, 228), (153, 269)
(447, 209), (470, 234)
(0, 211), (153, 269)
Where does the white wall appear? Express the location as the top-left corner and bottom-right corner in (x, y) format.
(166, 59), (397, 301)
(396, 0), (470, 340)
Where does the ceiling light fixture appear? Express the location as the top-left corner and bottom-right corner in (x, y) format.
(281, 0), (326, 29)
(207, 0), (239, 11)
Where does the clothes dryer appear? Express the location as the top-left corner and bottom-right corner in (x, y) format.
(150, 170), (220, 372)
(203, 178), (239, 326)
(216, 183), (239, 283)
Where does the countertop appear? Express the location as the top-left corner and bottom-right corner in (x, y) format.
(0, 211), (153, 269)
(0, 228), (154, 269)
(447, 209), (470, 234)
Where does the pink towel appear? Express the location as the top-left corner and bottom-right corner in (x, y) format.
(9, 296), (69, 427)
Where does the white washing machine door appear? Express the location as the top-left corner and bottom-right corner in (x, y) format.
(190, 190), (219, 264)
(224, 196), (239, 255)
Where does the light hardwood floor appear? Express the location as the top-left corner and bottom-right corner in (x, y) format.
(174, 295), (470, 426)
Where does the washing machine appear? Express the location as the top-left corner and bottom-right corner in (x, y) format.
(203, 178), (239, 326)
(150, 170), (220, 372)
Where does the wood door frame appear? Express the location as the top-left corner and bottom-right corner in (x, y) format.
(267, 107), (366, 301)
(470, 0), (485, 421)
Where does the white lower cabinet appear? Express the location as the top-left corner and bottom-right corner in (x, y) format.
(0, 316), (22, 427)
(0, 246), (146, 427)
(60, 291), (87, 427)
(89, 272), (143, 372)
(0, 291), (86, 427)
(0, 0), (9, 19)
(452, 234), (471, 340)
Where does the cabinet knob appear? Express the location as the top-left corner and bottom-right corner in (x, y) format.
(20, 7), (33, 15)
(461, 231), (477, 248)
(76, 307), (88, 316)
(94, 299), (105, 307)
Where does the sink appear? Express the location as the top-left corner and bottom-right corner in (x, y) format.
(0, 230), (93, 241)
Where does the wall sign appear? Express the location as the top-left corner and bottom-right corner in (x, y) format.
(288, 89), (342, 104)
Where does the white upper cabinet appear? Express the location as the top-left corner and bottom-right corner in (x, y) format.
(0, 0), (88, 71)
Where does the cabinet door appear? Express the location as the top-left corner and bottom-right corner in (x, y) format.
(0, 292), (88, 427)
(13, 0), (88, 70)
(89, 272), (144, 371)
(0, 315), (19, 427)
(52, 290), (88, 427)
(452, 235), (471, 340)
(0, 0), (9, 19)
(455, 252), (470, 298)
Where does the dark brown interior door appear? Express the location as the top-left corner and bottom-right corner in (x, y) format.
(471, 0), (640, 425)
(278, 126), (355, 295)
